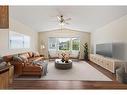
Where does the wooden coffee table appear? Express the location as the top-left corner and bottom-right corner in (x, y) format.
(55, 59), (72, 70)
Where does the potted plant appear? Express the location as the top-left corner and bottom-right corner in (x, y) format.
(83, 43), (89, 61)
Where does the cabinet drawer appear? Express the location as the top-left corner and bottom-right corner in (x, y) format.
(105, 62), (114, 72)
(90, 54), (119, 73)
(108, 63), (114, 72)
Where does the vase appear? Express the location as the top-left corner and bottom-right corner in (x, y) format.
(61, 58), (65, 62)
(65, 60), (68, 63)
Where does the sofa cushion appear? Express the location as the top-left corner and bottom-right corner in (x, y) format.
(70, 51), (79, 58)
(19, 53), (30, 59)
(33, 52), (40, 57)
(13, 56), (23, 62)
(33, 57), (43, 62)
(28, 52), (33, 58)
(19, 55), (28, 63)
(49, 51), (58, 58)
(0, 62), (7, 68)
(29, 57), (43, 63)
(0, 57), (3, 63)
(23, 64), (42, 72)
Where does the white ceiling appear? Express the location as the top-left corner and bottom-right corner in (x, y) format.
(10, 6), (127, 32)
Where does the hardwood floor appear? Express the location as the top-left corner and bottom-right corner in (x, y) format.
(9, 61), (127, 89)
(9, 80), (127, 89)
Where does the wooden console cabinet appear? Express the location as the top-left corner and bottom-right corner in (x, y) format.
(0, 67), (9, 89)
(90, 54), (123, 73)
(0, 65), (14, 89)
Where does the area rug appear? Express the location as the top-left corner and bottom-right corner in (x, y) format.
(14, 61), (112, 81)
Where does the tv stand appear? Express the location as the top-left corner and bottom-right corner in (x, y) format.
(90, 54), (123, 73)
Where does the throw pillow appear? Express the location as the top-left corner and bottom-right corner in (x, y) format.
(0, 57), (3, 63)
(28, 52), (33, 58)
(49, 51), (58, 58)
(19, 53), (30, 59)
(19, 55), (28, 63)
(0, 62), (7, 68)
(13, 56), (23, 62)
(70, 51), (79, 58)
(33, 52), (40, 57)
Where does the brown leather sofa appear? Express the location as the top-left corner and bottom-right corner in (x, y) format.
(3, 52), (44, 77)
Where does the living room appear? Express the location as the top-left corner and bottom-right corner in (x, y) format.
(0, 5), (127, 90)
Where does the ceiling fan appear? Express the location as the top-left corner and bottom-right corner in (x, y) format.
(57, 15), (71, 25)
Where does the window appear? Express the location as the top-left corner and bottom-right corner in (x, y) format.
(48, 37), (80, 51)
(9, 31), (30, 49)
(48, 37), (58, 51)
(24, 36), (30, 48)
(72, 38), (80, 51)
(58, 38), (71, 51)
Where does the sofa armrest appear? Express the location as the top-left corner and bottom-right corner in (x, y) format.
(13, 59), (25, 66)
(12, 61), (24, 76)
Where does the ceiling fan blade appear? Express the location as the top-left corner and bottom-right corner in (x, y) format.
(65, 18), (71, 21)
(57, 16), (61, 20)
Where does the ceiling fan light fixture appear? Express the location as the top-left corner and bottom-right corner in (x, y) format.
(57, 16), (61, 20)
(56, 14), (71, 27)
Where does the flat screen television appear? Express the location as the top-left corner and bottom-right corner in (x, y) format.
(96, 43), (113, 58)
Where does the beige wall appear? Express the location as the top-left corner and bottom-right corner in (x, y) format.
(38, 29), (91, 59)
(0, 18), (38, 56)
(91, 15), (127, 60)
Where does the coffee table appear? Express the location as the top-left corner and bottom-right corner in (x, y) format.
(55, 59), (72, 70)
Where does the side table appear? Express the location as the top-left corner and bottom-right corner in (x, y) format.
(9, 65), (14, 84)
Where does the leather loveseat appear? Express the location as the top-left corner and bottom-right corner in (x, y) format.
(3, 52), (44, 77)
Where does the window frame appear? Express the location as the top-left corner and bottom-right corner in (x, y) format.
(9, 31), (30, 49)
(58, 37), (71, 51)
(48, 37), (80, 52)
(71, 37), (80, 51)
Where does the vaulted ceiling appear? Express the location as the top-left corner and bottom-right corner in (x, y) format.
(10, 6), (127, 32)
